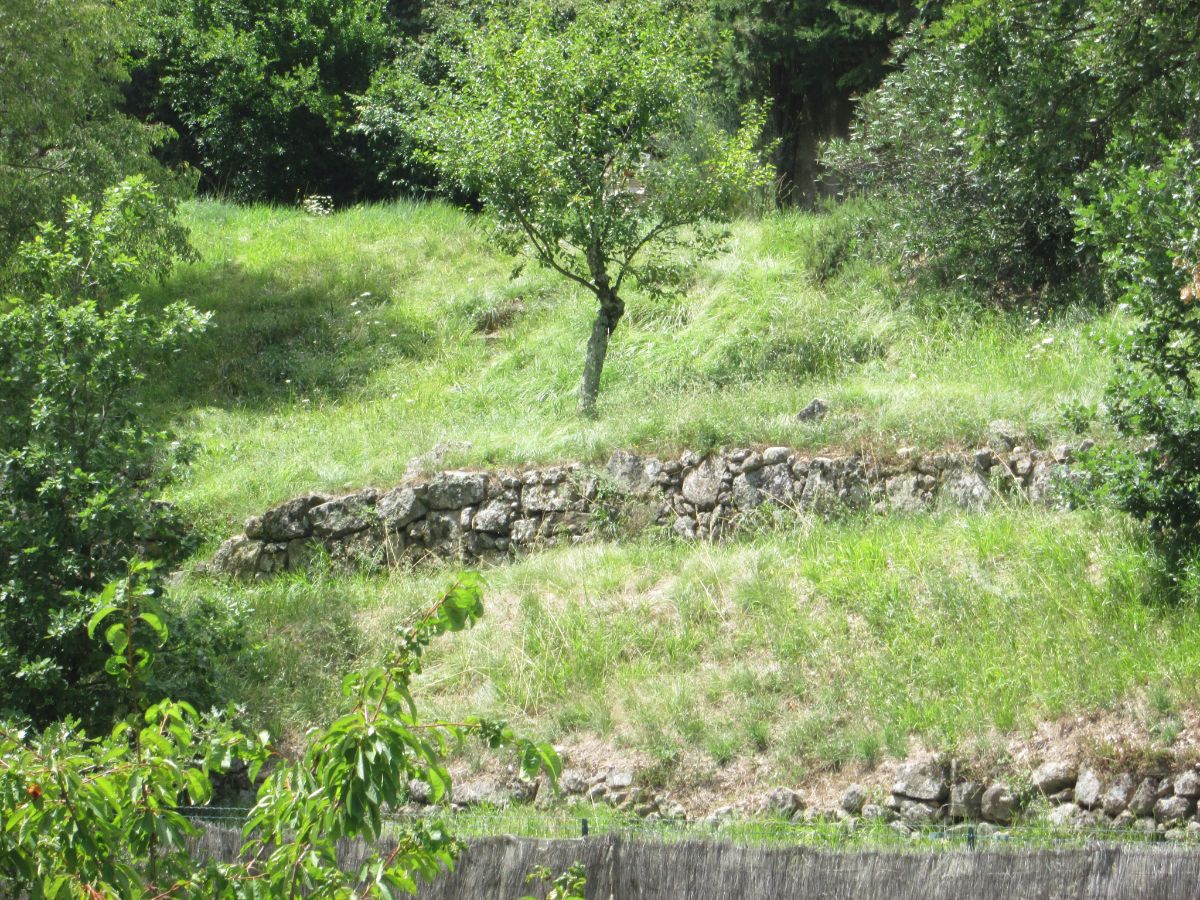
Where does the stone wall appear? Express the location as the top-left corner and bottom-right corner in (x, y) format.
(207, 440), (1082, 579)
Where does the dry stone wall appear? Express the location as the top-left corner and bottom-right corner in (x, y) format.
(207, 439), (1083, 579)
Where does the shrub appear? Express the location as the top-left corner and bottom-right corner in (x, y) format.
(0, 572), (560, 897)
(0, 178), (207, 725)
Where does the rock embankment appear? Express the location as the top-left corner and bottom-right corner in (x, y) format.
(432, 755), (1200, 840)
(207, 438), (1082, 578)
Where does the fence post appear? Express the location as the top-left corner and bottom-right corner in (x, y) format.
(581, 817), (589, 839)
(967, 824), (976, 851)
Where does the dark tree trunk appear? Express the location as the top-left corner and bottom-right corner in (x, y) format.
(578, 288), (624, 417)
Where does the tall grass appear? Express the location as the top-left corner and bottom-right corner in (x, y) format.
(146, 200), (1118, 536)
(174, 505), (1200, 784)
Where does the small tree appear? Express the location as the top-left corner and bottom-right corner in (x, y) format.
(411, 0), (770, 416)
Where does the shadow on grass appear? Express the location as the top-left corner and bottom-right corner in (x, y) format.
(140, 257), (439, 414)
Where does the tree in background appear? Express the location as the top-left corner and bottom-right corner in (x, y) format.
(129, 0), (397, 203)
(410, 0), (771, 416)
(824, 0), (1197, 298)
(706, 0), (926, 205)
(0, 0), (178, 266)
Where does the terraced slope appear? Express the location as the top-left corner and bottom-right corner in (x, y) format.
(153, 200), (1200, 815)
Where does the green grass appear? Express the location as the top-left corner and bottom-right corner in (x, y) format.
(146, 200), (1119, 537)
(173, 504), (1200, 788)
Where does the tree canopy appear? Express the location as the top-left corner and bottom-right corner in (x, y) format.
(410, 0), (771, 415)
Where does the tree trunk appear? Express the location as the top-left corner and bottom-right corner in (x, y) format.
(578, 289), (623, 417)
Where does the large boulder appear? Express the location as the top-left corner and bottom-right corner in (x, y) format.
(1102, 773), (1137, 816)
(309, 493), (374, 537)
(523, 482), (572, 513)
(892, 758), (950, 802)
(1155, 796), (1194, 826)
(1074, 768), (1102, 810)
(424, 471), (488, 510)
(760, 787), (804, 818)
(1032, 761), (1077, 795)
(377, 486), (425, 528)
(682, 458), (726, 510)
(260, 493), (329, 541)
(981, 783), (1016, 824)
(949, 782), (983, 820)
(1174, 770), (1200, 799)
(1128, 778), (1159, 817)
(211, 535), (262, 577)
(606, 450), (661, 496)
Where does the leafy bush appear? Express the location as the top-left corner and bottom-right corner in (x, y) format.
(0, 178), (207, 725)
(130, 0), (397, 203)
(825, 0), (1199, 299)
(1076, 140), (1200, 554)
(0, 571), (560, 897)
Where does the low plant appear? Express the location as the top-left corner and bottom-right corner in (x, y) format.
(0, 570), (560, 897)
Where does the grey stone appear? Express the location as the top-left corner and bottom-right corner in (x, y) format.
(1111, 810), (1136, 829)
(892, 758), (949, 802)
(453, 779), (510, 808)
(898, 798), (940, 825)
(885, 475), (928, 513)
(762, 446), (791, 465)
(1155, 796), (1194, 825)
(1157, 778), (1176, 799)
(377, 487), (425, 528)
(309, 493), (374, 537)
(607, 450), (659, 496)
(1074, 768), (1102, 809)
(1128, 778), (1158, 817)
(760, 787), (804, 818)
(472, 499), (514, 534)
(861, 804), (891, 822)
(981, 783), (1016, 824)
(510, 519), (538, 544)
(1047, 803), (1083, 829)
(795, 398), (829, 422)
(523, 482), (572, 513)
(585, 784), (608, 802)
(244, 515), (264, 539)
(732, 462), (793, 510)
(261, 493), (328, 541)
(672, 515), (697, 540)
(1102, 773), (1137, 816)
(840, 784), (867, 815)
(949, 782), (983, 820)
(945, 469), (990, 509)
(424, 471), (488, 509)
(682, 458), (726, 509)
(1032, 760), (1077, 795)
(1174, 770), (1200, 798)
(608, 770), (634, 789)
(987, 420), (1019, 452)
(211, 535), (262, 577)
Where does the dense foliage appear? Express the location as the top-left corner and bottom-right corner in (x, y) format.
(0, 572), (559, 896)
(408, 0), (771, 415)
(0, 179), (206, 725)
(0, 0), (178, 265)
(825, 0), (1198, 297)
(706, 0), (925, 204)
(130, 0), (398, 202)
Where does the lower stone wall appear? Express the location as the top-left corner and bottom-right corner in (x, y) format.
(207, 441), (1082, 579)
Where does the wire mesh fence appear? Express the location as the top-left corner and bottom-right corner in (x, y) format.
(179, 804), (1200, 851)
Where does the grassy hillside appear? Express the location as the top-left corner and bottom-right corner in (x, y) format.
(148, 200), (1118, 537)
(154, 200), (1200, 802)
